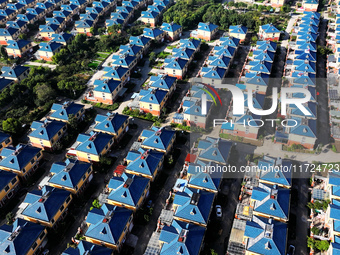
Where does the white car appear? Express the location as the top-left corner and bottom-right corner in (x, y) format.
(216, 205), (222, 217)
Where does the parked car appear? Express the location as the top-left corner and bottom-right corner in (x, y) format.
(287, 245), (295, 255)
(216, 205), (222, 217)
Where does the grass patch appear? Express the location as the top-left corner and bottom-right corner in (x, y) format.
(82, 99), (120, 111)
(88, 62), (99, 68)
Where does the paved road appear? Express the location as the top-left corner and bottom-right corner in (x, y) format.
(24, 61), (57, 70)
(50, 118), (152, 255)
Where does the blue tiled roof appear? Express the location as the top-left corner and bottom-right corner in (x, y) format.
(190, 84), (214, 101)
(49, 159), (91, 189)
(143, 27), (164, 39)
(0, 132), (10, 144)
(219, 37), (240, 48)
(141, 10), (159, 18)
(256, 40), (277, 52)
(50, 102), (84, 121)
(249, 60), (272, 74)
(0, 219), (46, 255)
(148, 4), (164, 13)
(119, 44), (143, 56)
(288, 117), (317, 138)
(294, 50), (317, 62)
(125, 149), (164, 177)
(173, 187), (214, 225)
(330, 204), (340, 220)
(299, 24), (318, 34)
(197, 137), (232, 164)
(297, 32), (318, 42)
(75, 132), (113, 156)
(129, 35), (151, 47)
(30, 120), (66, 140)
(6, 40), (31, 50)
(202, 66), (227, 79)
(198, 22), (218, 32)
(39, 42), (63, 52)
(253, 50), (275, 62)
(164, 57), (188, 70)
(213, 45), (235, 57)
(251, 183), (290, 220)
(187, 163), (221, 192)
(51, 33), (73, 44)
(93, 79), (121, 93)
(1, 65), (29, 79)
(291, 72), (316, 86)
(244, 216), (287, 255)
(179, 38), (201, 51)
(140, 88), (168, 104)
(245, 72), (270, 86)
(329, 171), (340, 186)
(94, 113), (128, 134)
(208, 55), (231, 69)
(112, 54), (136, 68)
(104, 66), (129, 79)
(0, 77), (13, 91)
(244, 92), (265, 110)
(75, 19), (93, 28)
(22, 186), (71, 222)
(159, 220), (205, 255)
(141, 128), (175, 152)
(173, 47), (195, 60)
(46, 17), (65, 26)
(296, 41), (317, 52)
(258, 158), (292, 187)
(229, 25), (247, 35)
(62, 240), (113, 255)
(0, 144), (41, 171)
(289, 102), (317, 118)
(0, 170), (17, 192)
(161, 22), (182, 32)
(85, 204), (132, 245)
(149, 74), (176, 91)
(184, 99), (213, 117)
(7, 20), (27, 30)
(107, 172), (149, 207)
(261, 23), (280, 33)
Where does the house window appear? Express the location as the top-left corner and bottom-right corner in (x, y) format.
(39, 231), (46, 240)
(4, 185), (9, 192)
(149, 104), (152, 110)
(60, 205), (64, 212)
(66, 196), (71, 203)
(30, 158), (35, 164)
(87, 154), (91, 161)
(245, 127), (249, 134)
(102, 93), (106, 100)
(58, 131), (62, 136)
(51, 219), (55, 224)
(31, 242), (38, 251)
(36, 152), (41, 158)
(82, 175), (86, 181)
(173, 70), (176, 74)
(11, 178), (16, 185)
(5, 138), (10, 144)
(63, 126), (66, 131)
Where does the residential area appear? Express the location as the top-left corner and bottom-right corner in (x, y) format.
(0, 0), (338, 253)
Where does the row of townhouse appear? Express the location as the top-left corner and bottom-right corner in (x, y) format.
(327, 14), (340, 144)
(106, 0), (147, 29)
(310, 169), (340, 254)
(0, 0), (70, 45)
(140, 0), (171, 28)
(0, 0), (39, 25)
(142, 137), (233, 255)
(275, 11), (320, 150)
(64, 126), (176, 252)
(0, 103), (137, 253)
(0, 65), (30, 94)
(221, 33), (279, 140)
(172, 31), (242, 129)
(227, 156), (293, 255)
(36, 32), (73, 61)
(75, 0), (116, 36)
(84, 28), (155, 105)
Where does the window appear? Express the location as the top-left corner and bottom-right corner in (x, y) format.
(149, 104), (152, 110)
(39, 231), (46, 240)
(245, 127), (249, 134)
(51, 219), (55, 224)
(82, 175), (86, 181)
(58, 131), (62, 136)
(31, 242), (38, 250)
(4, 185), (9, 192)
(36, 152), (41, 158)
(11, 178), (16, 185)
(66, 196), (71, 203)
(5, 138), (10, 144)
(30, 158), (35, 164)
(60, 205), (64, 212)
(63, 126), (66, 131)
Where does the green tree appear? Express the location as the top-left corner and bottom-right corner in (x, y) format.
(2, 118), (21, 134)
(108, 24), (122, 34)
(34, 84), (56, 105)
(0, 45), (8, 59)
(314, 240), (330, 251)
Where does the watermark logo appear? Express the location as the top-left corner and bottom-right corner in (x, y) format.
(201, 85), (312, 117)
(199, 84), (222, 115)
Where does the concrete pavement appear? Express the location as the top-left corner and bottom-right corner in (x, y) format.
(24, 61), (57, 70)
